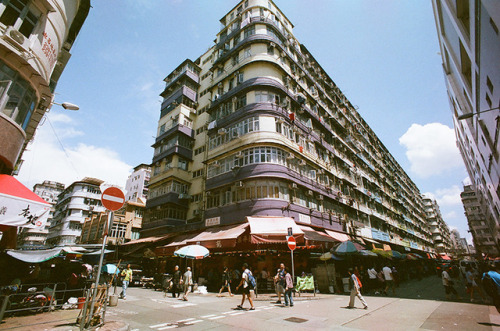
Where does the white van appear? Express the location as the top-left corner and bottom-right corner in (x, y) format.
(459, 260), (478, 277)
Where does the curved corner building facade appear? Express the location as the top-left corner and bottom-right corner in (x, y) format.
(0, 0), (90, 175)
(432, 0), (500, 255)
(143, 0), (435, 255)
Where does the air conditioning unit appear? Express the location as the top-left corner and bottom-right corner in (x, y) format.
(235, 181), (244, 187)
(269, 42), (276, 48)
(286, 153), (294, 160)
(307, 190), (314, 196)
(218, 128), (227, 135)
(317, 195), (324, 200)
(299, 160), (306, 166)
(290, 183), (298, 189)
(235, 151), (244, 159)
(2, 26), (30, 52)
(276, 117), (285, 124)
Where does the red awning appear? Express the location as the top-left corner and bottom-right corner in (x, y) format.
(247, 216), (304, 244)
(298, 225), (338, 243)
(324, 230), (350, 242)
(0, 175), (50, 229)
(186, 223), (248, 248)
(440, 253), (451, 260)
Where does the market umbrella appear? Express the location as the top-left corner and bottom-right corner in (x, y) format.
(372, 249), (392, 259)
(359, 250), (378, 257)
(0, 175), (50, 229)
(174, 244), (209, 259)
(334, 240), (361, 254)
(319, 252), (333, 261)
(103, 264), (119, 274)
(391, 251), (404, 259)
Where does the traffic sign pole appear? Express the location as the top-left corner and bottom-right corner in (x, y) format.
(287, 234), (296, 282)
(87, 187), (124, 326)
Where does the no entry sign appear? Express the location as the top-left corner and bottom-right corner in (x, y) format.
(101, 187), (125, 211)
(287, 236), (296, 251)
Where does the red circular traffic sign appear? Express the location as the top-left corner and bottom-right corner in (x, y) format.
(287, 236), (296, 251)
(101, 187), (125, 211)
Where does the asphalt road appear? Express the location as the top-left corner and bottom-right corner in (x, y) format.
(105, 275), (499, 331)
(1, 275), (499, 330)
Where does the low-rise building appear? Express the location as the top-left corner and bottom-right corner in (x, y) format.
(80, 201), (144, 245)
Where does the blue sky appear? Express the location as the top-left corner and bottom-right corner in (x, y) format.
(18, 1), (470, 242)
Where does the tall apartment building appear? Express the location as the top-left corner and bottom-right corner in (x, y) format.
(17, 180), (64, 248)
(423, 196), (453, 254)
(143, 0), (435, 254)
(124, 164), (150, 203)
(461, 184), (498, 256)
(46, 177), (105, 246)
(432, 0), (500, 255)
(0, 1), (90, 175)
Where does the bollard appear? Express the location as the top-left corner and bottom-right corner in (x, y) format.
(102, 285), (109, 325)
(0, 295), (10, 324)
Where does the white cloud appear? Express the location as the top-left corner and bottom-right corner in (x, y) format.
(399, 123), (463, 178)
(17, 114), (132, 190)
(434, 185), (463, 207)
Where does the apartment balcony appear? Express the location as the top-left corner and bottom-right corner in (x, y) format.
(162, 69), (200, 94)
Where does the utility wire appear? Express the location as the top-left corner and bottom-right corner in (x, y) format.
(46, 115), (80, 179)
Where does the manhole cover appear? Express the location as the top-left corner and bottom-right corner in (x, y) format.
(284, 317), (308, 323)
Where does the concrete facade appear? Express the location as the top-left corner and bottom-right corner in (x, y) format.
(432, 0), (500, 256)
(423, 196), (453, 254)
(17, 180), (64, 248)
(0, 0), (90, 175)
(125, 163), (150, 203)
(46, 177), (105, 246)
(143, 0), (438, 254)
(461, 184), (498, 256)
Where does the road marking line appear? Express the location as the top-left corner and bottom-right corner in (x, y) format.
(248, 309), (260, 313)
(208, 315), (226, 320)
(263, 307), (275, 309)
(222, 311), (236, 314)
(185, 320), (203, 324)
(200, 314), (216, 318)
(229, 312), (245, 316)
(157, 326), (177, 330)
(177, 318), (195, 323)
(150, 323), (169, 328)
(171, 303), (196, 308)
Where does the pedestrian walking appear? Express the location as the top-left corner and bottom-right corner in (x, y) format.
(347, 268), (368, 309)
(367, 266), (377, 294)
(442, 268), (461, 300)
(171, 265), (181, 298)
(466, 266), (486, 302)
(236, 263), (255, 310)
(274, 263), (286, 304)
(182, 267), (193, 301)
(217, 267), (233, 297)
(284, 267), (294, 307)
(120, 264), (133, 300)
(382, 265), (395, 295)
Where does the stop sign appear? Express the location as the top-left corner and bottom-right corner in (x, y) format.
(101, 187), (125, 211)
(287, 236), (296, 251)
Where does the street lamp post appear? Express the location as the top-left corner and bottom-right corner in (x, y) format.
(457, 106), (500, 120)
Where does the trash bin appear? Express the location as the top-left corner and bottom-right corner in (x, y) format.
(77, 297), (86, 309)
(342, 277), (350, 293)
(108, 294), (118, 307)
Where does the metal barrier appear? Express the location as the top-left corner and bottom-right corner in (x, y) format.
(0, 281), (88, 323)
